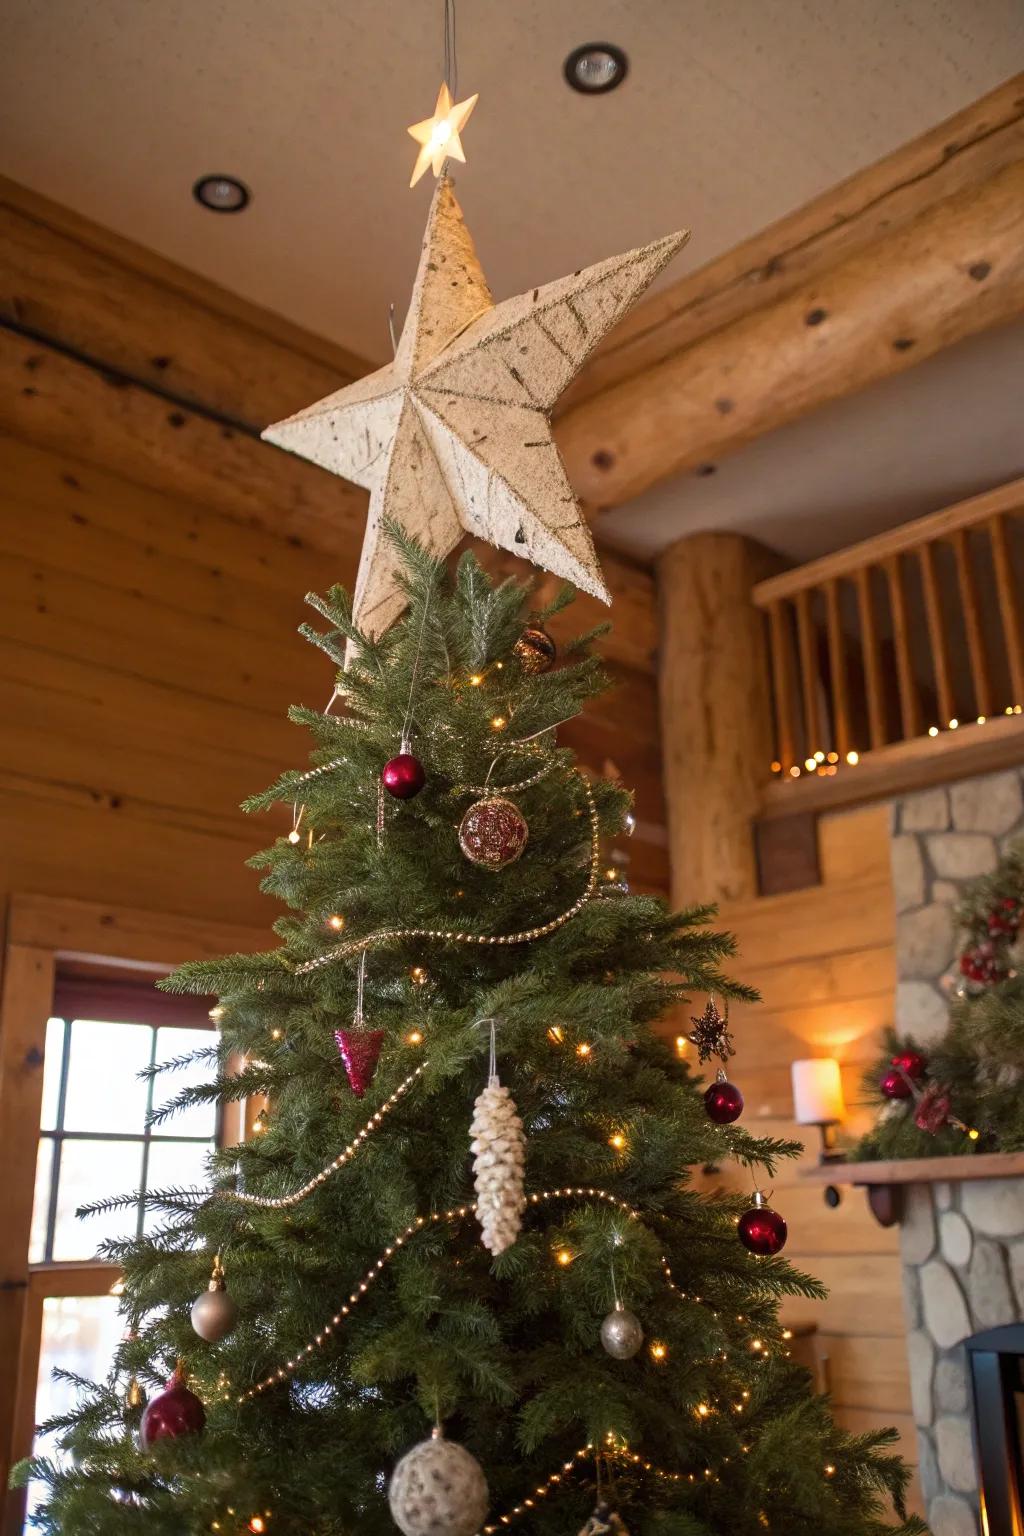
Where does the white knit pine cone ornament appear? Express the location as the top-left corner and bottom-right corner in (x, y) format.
(470, 1075), (526, 1255)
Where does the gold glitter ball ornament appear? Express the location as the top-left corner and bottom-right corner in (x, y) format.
(458, 797), (529, 870)
(513, 624), (556, 674)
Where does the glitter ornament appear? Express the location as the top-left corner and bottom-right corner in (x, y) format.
(687, 997), (735, 1064)
(382, 752), (426, 800)
(600, 1300), (644, 1360)
(139, 1365), (205, 1448)
(190, 1254), (238, 1343)
(738, 1191), (788, 1257)
(879, 1067), (913, 1101)
(388, 1426), (489, 1536)
(704, 1070), (744, 1124)
(458, 796), (529, 870)
(513, 624), (556, 674)
(335, 1027), (385, 1097)
(470, 1065), (526, 1255)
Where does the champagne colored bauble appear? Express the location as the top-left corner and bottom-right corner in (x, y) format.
(704, 1077), (744, 1125)
(458, 797), (529, 870)
(513, 625), (556, 674)
(382, 753), (427, 799)
(140, 1366), (205, 1448)
(388, 1427), (489, 1536)
(191, 1284), (238, 1343)
(600, 1301), (644, 1360)
(738, 1194), (788, 1257)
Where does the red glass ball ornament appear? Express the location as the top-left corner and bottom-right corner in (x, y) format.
(879, 1068), (913, 1101)
(704, 1077), (744, 1125)
(382, 753), (426, 800)
(891, 1049), (927, 1081)
(140, 1366), (205, 1448)
(738, 1197), (788, 1257)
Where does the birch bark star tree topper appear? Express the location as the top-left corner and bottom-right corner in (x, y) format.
(262, 176), (689, 639)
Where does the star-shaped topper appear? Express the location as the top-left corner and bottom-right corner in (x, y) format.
(263, 177), (688, 641)
(687, 998), (735, 1065)
(408, 82), (478, 187)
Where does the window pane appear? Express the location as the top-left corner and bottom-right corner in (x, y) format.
(150, 1026), (218, 1138)
(28, 1139), (54, 1264)
(52, 1140), (145, 1261)
(39, 1018), (66, 1132)
(143, 1139), (213, 1233)
(26, 1294), (123, 1527)
(62, 1020), (152, 1133)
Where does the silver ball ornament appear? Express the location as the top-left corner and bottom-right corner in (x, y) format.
(388, 1427), (489, 1536)
(190, 1257), (237, 1343)
(600, 1301), (644, 1360)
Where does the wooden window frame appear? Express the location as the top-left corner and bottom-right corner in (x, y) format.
(0, 894), (266, 1533)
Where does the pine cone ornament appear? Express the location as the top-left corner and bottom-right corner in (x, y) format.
(470, 1076), (526, 1256)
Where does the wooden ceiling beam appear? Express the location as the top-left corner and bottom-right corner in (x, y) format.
(556, 73), (1024, 508)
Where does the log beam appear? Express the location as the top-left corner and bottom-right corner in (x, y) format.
(657, 533), (776, 907)
(557, 155), (1024, 507)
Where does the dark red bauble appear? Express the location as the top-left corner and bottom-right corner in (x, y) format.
(140, 1367), (205, 1448)
(738, 1202), (788, 1257)
(880, 1068), (913, 1101)
(381, 753), (426, 800)
(704, 1079), (744, 1125)
(891, 1049), (927, 1081)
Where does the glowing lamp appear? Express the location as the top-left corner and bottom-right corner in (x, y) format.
(791, 1058), (845, 1162)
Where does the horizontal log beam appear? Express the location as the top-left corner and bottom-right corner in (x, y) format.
(557, 154), (1024, 507)
(561, 72), (1024, 412)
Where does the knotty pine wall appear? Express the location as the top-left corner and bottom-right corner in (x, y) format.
(699, 802), (919, 1515)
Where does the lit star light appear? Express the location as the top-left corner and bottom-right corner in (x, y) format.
(408, 82), (478, 187)
(263, 178), (688, 641)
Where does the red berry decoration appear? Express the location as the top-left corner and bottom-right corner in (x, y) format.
(382, 752), (426, 800)
(335, 1027), (385, 1097)
(988, 897), (1021, 937)
(704, 1072), (744, 1125)
(738, 1192), (788, 1257)
(140, 1365), (205, 1448)
(879, 1068), (913, 1101)
(915, 1082), (952, 1136)
(891, 1049), (927, 1081)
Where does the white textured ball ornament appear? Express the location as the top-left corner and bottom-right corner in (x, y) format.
(388, 1426), (489, 1536)
(600, 1301), (644, 1360)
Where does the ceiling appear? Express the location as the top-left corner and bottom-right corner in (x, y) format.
(2, 0), (1023, 563)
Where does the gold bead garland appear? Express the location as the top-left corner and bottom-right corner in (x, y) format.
(232, 1186), (640, 1403)
(290, 771), (601, 977)
(216, 1066), (424, 1211)
(477, 1444), (695, 1534)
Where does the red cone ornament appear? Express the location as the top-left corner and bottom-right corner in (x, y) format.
(879, 1068), (913, 1101)
(140, 1365), (205, 1448)
(891, 1049), (927, 1081)
(704, 1070), (744, 1125)
(335, 1027), (384, 1097)
(738, 1192), (788, 1257)
(382, 753), (426, 800)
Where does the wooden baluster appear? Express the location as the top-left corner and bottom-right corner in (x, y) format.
(989, 513), (1024, 707)
(794, 589), (821, 758)
(917, 541), (955, 726)
(951, 527), (992, 718)
(885, 555), (920, 741)
(768, 600), (797, 770)
(854, 566), (885, 750)
(824, 578), (851, 759)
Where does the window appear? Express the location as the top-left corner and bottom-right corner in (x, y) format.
(31, 1013), (219, 1263)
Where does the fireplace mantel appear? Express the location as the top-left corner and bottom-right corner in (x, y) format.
(802, 1153), (1024, 1227)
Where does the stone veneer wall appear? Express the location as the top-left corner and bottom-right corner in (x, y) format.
(890, 766), (1024, 1536)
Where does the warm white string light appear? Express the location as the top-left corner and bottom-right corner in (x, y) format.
(217, 1065), (425, 1211)
(476, 1442), (698, 1534)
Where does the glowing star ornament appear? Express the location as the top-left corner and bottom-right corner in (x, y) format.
(263, 176), (688, 642)
(408, 81), (479, 187)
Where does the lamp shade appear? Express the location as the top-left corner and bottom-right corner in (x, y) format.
(791, 1058), (845, 1125)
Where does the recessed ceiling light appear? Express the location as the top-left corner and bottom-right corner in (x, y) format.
(564, 42), (628, 95)
(192, 174), (251, 213)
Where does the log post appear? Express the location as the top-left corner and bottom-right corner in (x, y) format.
(657, 533), (776, 908)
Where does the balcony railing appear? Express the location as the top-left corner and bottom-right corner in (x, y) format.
(752, 477), (1024, 808)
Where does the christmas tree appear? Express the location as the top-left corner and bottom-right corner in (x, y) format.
(854, 840), (1024, 1161)
(16, 538), (922, 1534)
